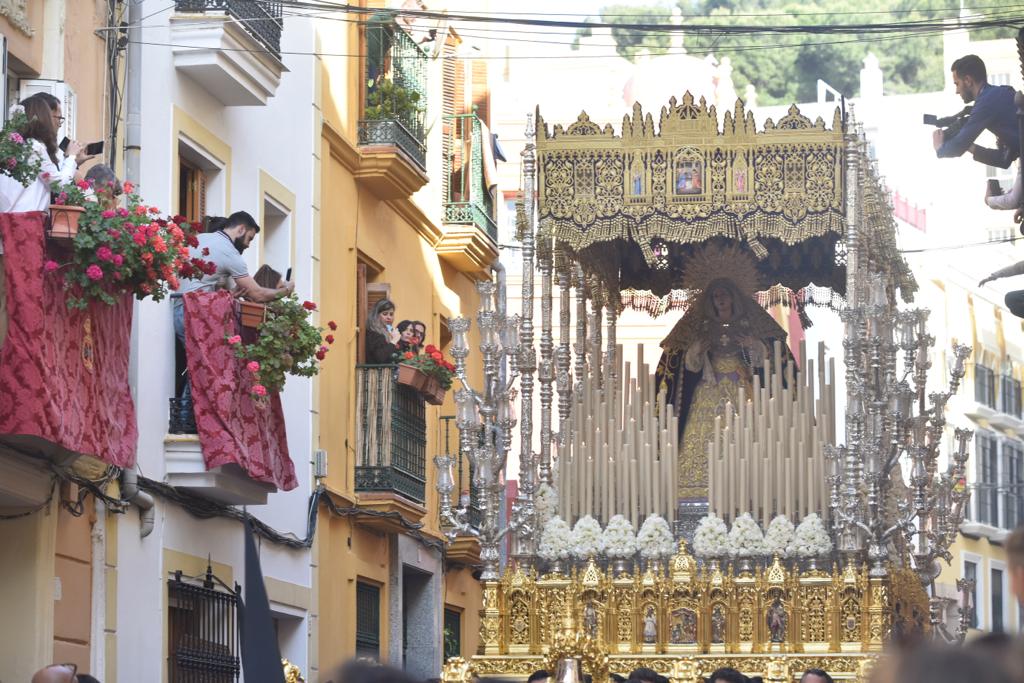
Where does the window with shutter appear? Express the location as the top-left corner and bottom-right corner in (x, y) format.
(357, 257), (390, 363)
(471, 60), (489, 125)
(179, 158), (207, 225)
(356, 581), (381, 659)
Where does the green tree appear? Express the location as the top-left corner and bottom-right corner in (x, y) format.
(577, 0), (965, 104)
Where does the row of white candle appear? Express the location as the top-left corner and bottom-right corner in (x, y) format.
(707, 340), (836, 526)
(556, 344), (679, 528)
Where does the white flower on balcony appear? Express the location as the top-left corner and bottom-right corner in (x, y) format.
(763, 514), (795, 558)
(637, 514), (674, 560)
(602, 514), (638, 559)
(692, 513), (730, 558)
(787, 513), (833, 558)
(727, 513), (765, 558)
(571, 515), (605, 559)
(538, 516), (573, 562)
(535, 483), (559, 525)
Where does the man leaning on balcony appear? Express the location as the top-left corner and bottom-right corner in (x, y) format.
(171, 211), (293, 431)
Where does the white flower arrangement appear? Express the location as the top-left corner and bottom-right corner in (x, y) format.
(535, 483), (559, 525)
(636, 514), (675, 560)
(787, 513), (833, 558)
(571, 515), (605, 559)
(727, 513), (765, 558)
(537, 516), (573, 562)
(692, 513), (730, 558)
(602, 514), (638, 559)
(763, 514), (795, 558)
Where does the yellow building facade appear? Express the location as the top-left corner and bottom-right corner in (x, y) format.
(313, 5), (495, 678)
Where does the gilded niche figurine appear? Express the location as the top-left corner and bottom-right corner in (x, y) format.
(656, 245), (792, 501)
(767, 597), (787, 643)
(643, 605), (658, 643)
(583, 602), (598, 639)
(711, 605), (726, 643)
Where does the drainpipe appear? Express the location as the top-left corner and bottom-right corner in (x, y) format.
(122, 468), (155, 538)
(124, 0), (141, 183)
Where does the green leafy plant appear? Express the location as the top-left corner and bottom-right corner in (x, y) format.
(400, 344), (456, 389)
(364, 79), (423, 124)
(228, 297), (337, 398)
(0, 106), (42, 186)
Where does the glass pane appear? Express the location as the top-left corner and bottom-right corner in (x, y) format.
(993, 568), (1004, 632)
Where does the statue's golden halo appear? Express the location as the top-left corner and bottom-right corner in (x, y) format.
(679, 243), (763, 296)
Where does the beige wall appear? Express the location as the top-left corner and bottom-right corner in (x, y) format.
(53, 496), (94, 668)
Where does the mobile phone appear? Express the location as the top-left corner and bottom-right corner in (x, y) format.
(85, 140), (104, 156)
(988, 178), (1003, 196)
(59, 137), (70, 153)
(285, 267), (292, 282)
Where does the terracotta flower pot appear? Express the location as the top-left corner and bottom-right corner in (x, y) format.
(397, 363), (429, 391)
(47, 204), (85, 245)
(239, 301), (266, 330)
(422, 374), (447, 405)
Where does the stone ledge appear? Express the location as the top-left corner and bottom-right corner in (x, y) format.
(164, 434), (276, 506)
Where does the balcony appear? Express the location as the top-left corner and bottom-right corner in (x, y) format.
(165, 291), (297, 505)
(437, 113), (499, 278)
(171, 0), (287, 106)
(0, 212), (137, 511)
(355, 365), (427, 527)
(355, 21), (429, 198)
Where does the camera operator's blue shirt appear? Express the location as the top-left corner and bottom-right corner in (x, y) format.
(936, 83), (1020, 168)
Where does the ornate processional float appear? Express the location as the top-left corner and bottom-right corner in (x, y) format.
(436, 95), (973, 683)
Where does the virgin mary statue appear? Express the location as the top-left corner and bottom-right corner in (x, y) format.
(655, 246), (793, 501)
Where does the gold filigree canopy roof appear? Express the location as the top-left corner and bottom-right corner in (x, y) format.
(536, 94), (848, 301)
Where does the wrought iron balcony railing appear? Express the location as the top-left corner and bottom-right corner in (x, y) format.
(359, 20), (429, 170)
(444, 113), (498, 241)
(176, 0), (283, 59)
(355, 365), (426, 504)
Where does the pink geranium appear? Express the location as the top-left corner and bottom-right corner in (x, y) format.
(247, 361), (260, 372)
(112, 254), (124, 266)
(85, 264), (103, 281)
(96, 246), (113, 261)
(44, 260), (59, 272)
(227, 335), (242, 345)
(252, 384), (267, 397)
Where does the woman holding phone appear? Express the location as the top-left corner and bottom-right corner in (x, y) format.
(365, 298), (401, 364)
(0, 92), (93, 212)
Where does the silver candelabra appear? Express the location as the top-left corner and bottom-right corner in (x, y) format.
(435, 281), (531, 580)
(826, 277), (971, 590)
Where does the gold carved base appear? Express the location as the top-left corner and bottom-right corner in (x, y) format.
(453, 542), (929, 683)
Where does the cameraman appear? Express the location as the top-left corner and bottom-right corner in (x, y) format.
(933, 55), (1019, 168)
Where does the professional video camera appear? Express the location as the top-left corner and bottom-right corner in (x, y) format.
(923, 106), (972, 140)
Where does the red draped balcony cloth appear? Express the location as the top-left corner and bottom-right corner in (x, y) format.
(0, 211), (137, 468)
(182, 290), (297, 491)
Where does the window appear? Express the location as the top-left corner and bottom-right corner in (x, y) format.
(978, 434), (999, 526)
(168, 572), (240, 682)
(356, 258), (390, 363)
(355, 581), (381, 660)
(178, 158), (207, 224)
(993, 567), (1005, 632)
(976, 365), (996, 408)
(443, 607), (462, 661)
(1001, 376), (1022, 418)
(1005, 442), (1024, 529)
(965, 560), (979, 629)
(260, 195), (291, 275)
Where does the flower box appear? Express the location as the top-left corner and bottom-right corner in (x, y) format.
(422, 374), (446, 405)
(46, 204), (85, 245)
(239, 301), (266, 330)
(397, 362), (429, 391)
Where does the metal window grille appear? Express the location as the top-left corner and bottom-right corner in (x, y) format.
(976, 365), (996, 408)
(1001, 375), (1022, 418)
(1005, 443), (1024, 529)
(444, 113), (498, 241)
(167, 569), (240, 683)
(992, 567), (1005, 632)
(964, 561), (979, 629)
(175, 1), (283, 58)
(355, 365), (426, 503)
(443, 607), (462, 661)
(359, 20), (429, 169)
(977, 434), (999, 526)
(356, 582), (381, 659)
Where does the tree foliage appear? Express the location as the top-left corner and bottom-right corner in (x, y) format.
(576, 0), (971, 104)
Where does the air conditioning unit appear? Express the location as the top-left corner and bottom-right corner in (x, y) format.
(20, 79), (76, 141)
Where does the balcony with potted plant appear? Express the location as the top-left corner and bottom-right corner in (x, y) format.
(167, 292), (335, 505)
(0, 165), (204, 510)
(355, 19), (430, 199)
